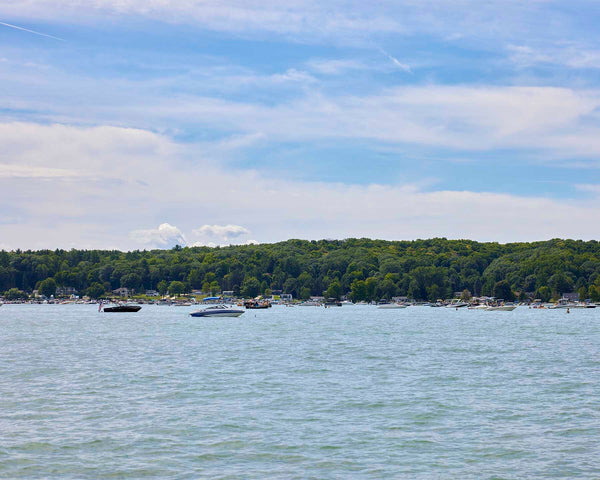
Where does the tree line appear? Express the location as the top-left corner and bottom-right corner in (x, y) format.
(1, 238), (600, 302)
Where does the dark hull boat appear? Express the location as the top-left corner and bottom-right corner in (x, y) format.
(103, 305), (142, 312)
(243, 300), (272, 309)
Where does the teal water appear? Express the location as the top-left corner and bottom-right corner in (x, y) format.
(1, 304), (599, 479)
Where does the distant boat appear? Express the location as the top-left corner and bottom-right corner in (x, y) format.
(244, 300), (272, 309)
(377, 303), (408, 309)
(103, 304), (142, 312)
(190, 305), (244, 317)
(485, 305), (517, 311)
(324, 298), (342, 307)
(446, 301), (469, 308)
(468, 304), (488, 310)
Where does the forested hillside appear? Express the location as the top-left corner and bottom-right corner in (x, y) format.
(2, 238), (600, 302)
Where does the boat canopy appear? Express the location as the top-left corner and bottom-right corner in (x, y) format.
(202, 296), (221, 301)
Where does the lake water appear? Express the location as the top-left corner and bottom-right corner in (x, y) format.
(1, 304), (599, 479)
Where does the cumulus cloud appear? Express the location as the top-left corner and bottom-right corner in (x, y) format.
(192, 224), (251, 245)
(129, 223), (187, 248)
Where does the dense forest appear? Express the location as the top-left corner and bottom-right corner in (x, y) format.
(2, 238), (600, 302)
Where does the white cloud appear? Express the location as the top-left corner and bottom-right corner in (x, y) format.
(138, 86), (599, 156)
(508, 44), (600, 70)
(129, 223), (187, 248)
(1, 121), (599, 250)
(0, 164), (81, 178)
(307, 58), (366, 75)
(191, 224), (251, 245)
(0, 0), (583, 48)
(575, 184), (600, 195)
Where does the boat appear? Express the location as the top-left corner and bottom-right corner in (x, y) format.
(468, 304), (489, 310)
(190, 305), (244, 317)
(446, 301), (469, 308)
(244, 299), (272, 309)
(298, 301), (322, 306)
(485, 305), (517, 311)
(548, 299), (576, 309)
(102, 304), (142, 312)
(377, 303), (408, 309)
(324, 298), (342, 307)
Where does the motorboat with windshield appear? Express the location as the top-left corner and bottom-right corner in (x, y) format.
(190, 305), (245, 317)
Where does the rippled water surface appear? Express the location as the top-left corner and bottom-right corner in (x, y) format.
(1, 304), (599, 479)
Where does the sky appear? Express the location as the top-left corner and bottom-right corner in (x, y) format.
(0, 0), (599, 250)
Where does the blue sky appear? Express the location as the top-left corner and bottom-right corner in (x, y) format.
(0, 1), (599, 249)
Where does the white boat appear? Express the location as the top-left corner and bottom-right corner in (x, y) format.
(485, 305), (517, 311)
(446, 301), (469, 308)
(468, 304), (488, 310)
(377, 303), (408, 309)
(190, 305), (244, 317)
(548, 302), (576, 309)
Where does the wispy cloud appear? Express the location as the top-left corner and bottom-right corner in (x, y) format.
(508, 44), (600, 70)
(0, 0), (588, 47)
(307, 58), (366, 75)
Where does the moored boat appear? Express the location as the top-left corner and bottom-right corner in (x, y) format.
(377, 303), (408, 309)
(244, 299), (272, 309)
(485, 305), (517, 311)
(190, 305), (244, 317)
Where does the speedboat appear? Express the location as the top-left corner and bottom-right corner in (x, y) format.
(103, 304), (142, 312)
(190, 305), (244, 317)
(485, 305), (517, 311)
(446, 301), (469, 308)
(377, 303), (408, 309)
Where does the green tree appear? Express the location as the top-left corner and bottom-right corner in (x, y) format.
(379, 276), (397, 300)
(86, 282), (105, 299)
(168, 280), (185, 296)
(120, 273), (142, 291)
(325, 280), (342, 300)
(365, 277), (378, 302)
(536, 286), (552, 303)
(589, 284), (600, 302)
(427, 284), (443, 302)
(241, 276), (261, 298)
(187, 269), (202, 288)
(493, 280), (515, 301)
(518, 291), (528, 302)
(4, 288), (27, 300)
(350, 279), (367, 302)
(460, 289), (472, 302)
(157, 280), (168, 296)
(548, 273), (574, 297)
(299, 286), (311, 300)
(209, 280), (220, 295)
(577, 286), (588, 301)
(38, 278), (57, 298)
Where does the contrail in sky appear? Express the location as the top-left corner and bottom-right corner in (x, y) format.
(0, 21), (64, 41)
(379, 48), (412, 73)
